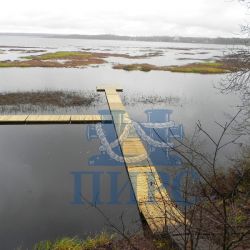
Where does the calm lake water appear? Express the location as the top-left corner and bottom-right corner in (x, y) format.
(0, 35), (247, 249)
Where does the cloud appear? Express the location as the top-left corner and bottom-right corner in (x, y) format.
(0, 0), (248, 37)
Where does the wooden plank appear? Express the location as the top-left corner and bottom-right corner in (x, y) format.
(96, 85), (123, 93)
(108, 103), (126, 111)
(70, 115), (102, 123)
(0, 115), (28, 123)
(122, 138), (147, 156)
(106, 94), (122, 104)
(128, 166), (185, 229)
(0, 115), (111, 124)
(26, 115), (71, 123)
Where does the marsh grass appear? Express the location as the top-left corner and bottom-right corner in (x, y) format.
(167, 61), (230, 74)
(177, 57), (210, 61)
(0, 49), (164, 68)
(0, 90), (101, 114)
(0, 90), (99, 107)
(113, 63), (155, 72)
(33, 232), (113, 250)
(23, 51), (163, 61)
(0, 51), (106, 68)
(113, 61), (235, 74)
(122, 93), (181, 106)
(0, 104), (91, 115)
(0, 90), (180, 114)
(31, 233), (174, 250)
(24, 51), (94, 60)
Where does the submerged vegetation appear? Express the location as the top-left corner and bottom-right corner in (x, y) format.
(0, 90), (182, 114)
(0, 90), (100, 113)
(0, 90), (99, 107)
(122, 93), (180, 106)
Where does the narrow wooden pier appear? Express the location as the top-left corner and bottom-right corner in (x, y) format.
(0, 115), (111, 124)
(97, 86), (186, 235)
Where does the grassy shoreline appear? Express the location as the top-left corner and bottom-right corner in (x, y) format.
(31, 232), (172, 250)
(33, 232), (113, 250)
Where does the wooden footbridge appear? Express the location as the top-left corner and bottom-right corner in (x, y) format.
(0, 86), (187, 247)
(0, 115), (109, 124)
(97, 86), (186, 235)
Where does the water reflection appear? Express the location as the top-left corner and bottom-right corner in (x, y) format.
(0, 124), (140, 249)
(0, 108), (191, 249)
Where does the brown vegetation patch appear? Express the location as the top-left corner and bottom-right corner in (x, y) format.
(0, 51), (107, 68)
(0, 50), (164, 68)
(188, 159), (250, 248)
(113, 58), (246, 74)
(0, 91), (99, 107)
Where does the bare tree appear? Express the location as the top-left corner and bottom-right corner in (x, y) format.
(149, 110), (250, 250)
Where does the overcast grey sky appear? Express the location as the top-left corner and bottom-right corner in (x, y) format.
(0, 0), (248, 37)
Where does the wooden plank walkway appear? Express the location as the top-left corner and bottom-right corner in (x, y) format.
(0, 115), (111, 124)
(97, 86), (186, 234)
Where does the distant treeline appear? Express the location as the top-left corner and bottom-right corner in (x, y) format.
(1, 32), (249, 45)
